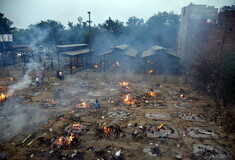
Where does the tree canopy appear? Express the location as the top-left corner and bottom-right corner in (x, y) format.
(0, 12), (14, 34)
(11, 11), (180, 50)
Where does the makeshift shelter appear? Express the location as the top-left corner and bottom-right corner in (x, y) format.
(98, 44), (139, 73)
(56, 44), (94, 73)
(141, 46), (180, 74)
(12, 45), (39, 65)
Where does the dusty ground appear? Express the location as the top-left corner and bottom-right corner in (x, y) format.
(0, 65), (234, 160)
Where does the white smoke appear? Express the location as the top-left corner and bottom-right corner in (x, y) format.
(7, 74), (32, 96)
(7, 59), (40, 97)
(0, 103), (48, 144)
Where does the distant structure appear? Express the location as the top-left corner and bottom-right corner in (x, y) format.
(178, 3), (218, 67)
(207, 8), (235, 52)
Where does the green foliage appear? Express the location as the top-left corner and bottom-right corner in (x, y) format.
(146, 12), (180, 48)
(192, 51), (235, 106)
(219, 52), (235, 101)
(12, 11), (179, 50)
(0, 12), (14, 34)
(99, 17), (125, 35)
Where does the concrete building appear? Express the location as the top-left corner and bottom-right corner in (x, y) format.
(206, 9), (235, 52)
(178, 3), (218, 67)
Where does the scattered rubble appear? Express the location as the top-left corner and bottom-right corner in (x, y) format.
(145, 113), (172, 121)
(187, 127), (219, 139)
(191, 144), (232, 160)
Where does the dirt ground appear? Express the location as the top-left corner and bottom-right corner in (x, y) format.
(0, 65), (234, 160)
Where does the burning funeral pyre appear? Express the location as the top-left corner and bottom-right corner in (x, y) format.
(148, 70), (154, 74)
(123, 94), (135, 105)
(51, 133), (79, 149)
(75, 101), (88, 109)
(0, 93), (7, 102)
(96, 124), (125, 139)
(119, 81), (130, 89)
(64, 123), (87, 134)
(147, 124), (179, 138)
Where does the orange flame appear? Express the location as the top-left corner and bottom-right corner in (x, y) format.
(76, 101), (88, 108)
(119, 81), (130, 89)
(0, 93), (6, 101)
(56, 136), (63, 146)
(66, 133), (75, 146)
(72, 123), (83, 130)
(72, 66), (76, 70)
(103, 126), (111, 134)
(123, 94), (135, 105)
(156, 123), (164, 131)
(148, 70), (153, 74)
(93, 65), (99, 69)
(148, 91), (156, 97)
(9, 77), (14, 81)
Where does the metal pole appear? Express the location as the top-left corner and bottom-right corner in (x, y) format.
(87, 11), (92, 67)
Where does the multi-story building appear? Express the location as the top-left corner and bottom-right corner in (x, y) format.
(178, 3), (218, 67)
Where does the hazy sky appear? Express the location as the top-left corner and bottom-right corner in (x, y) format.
(0, 0), (234, 29)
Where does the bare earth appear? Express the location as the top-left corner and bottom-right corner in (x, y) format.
(0, 67), (234, 160)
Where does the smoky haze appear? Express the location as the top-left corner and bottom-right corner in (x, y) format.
(0, 0), (234, 29)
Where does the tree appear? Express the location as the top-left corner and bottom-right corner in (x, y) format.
(14, 20), (65, 45)
(0, 12), (14, 34)
(99, 17), (125, 35)
(146, 12), (180, 49)
(192, 50), (235, 107)
(125, 16), (146, 47)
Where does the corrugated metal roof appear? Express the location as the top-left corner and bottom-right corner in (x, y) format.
(12, 45), (38, 52)
(98, 50), (115, 56)
(113, 44), (129, 50)
(141, 49), (156, 58)
(141, 49), (180, 58)
(12, 45), (34, 48)
(56, 44), (88, 48)
(165, 51), (180, 58)
(123, 48), (138, 57)
(61, 49), (93, 56)
(151, 45), (166, 51)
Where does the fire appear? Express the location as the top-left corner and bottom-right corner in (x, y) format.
(156, 123), (164, 131)
(180, 94), (187, 99)
(0, 93), (6, 101)
(66, 133), (75, 146)
(52, 133), (76, 148)
(72, 123), (83, 130)
(148, 70), (153, 74)
(93, 65), (99, 69)
(123, 94), (135, 105)
(72, 66), (76, 70)
(119, 81), (130, 89)
(103, 126), (111, 134)
(76, 101), (88, 108)
(116, 61), (120, 67)
(148, 91), (156, 97)
(55, 136), (63, 146)
(9, 77), (14, 81)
